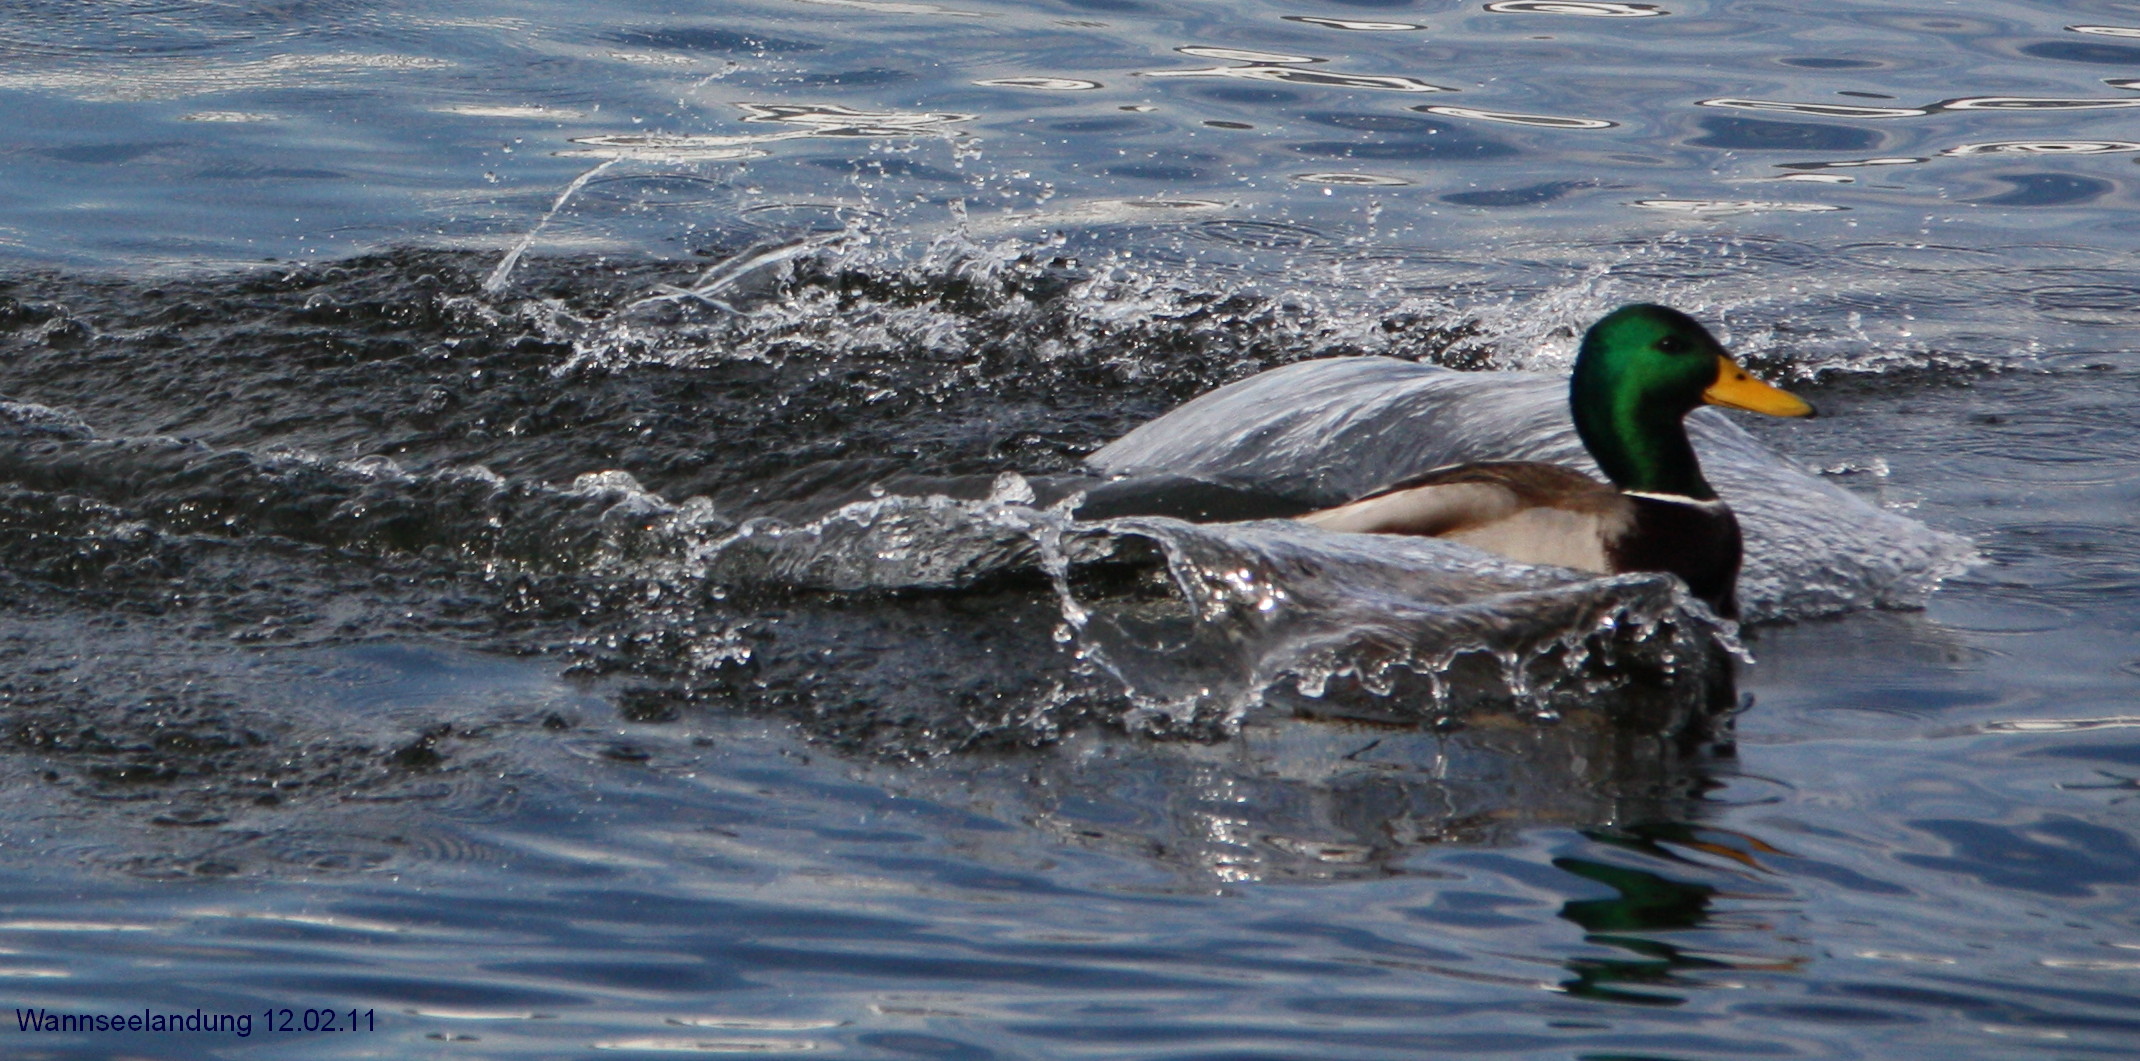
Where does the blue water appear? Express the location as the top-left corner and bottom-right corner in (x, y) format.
(3, 1), (2140, 1058)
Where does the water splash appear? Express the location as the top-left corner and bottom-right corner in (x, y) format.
(668, 488), (1734, 742)
(482, 157), (621, 295)
(1089, 358), (1973, 622)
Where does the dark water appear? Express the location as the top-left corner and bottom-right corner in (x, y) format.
(3, 1), (2140, 1058)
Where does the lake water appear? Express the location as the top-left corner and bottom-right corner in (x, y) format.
(3, 0), (2139, 1058)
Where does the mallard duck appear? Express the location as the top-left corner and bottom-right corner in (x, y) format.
(1296, 304), (1813, 618)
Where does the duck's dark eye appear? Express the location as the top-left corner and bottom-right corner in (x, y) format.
(1655, 333), (1689, 355)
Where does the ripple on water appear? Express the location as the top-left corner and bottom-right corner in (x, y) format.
(1414, 105), (1618, 130)
(605, 27), (822, 54)
(737, 202), (880, 233)
(1698, 98), (1929, 119)
(1833, 241), (2007, 271)
(1293, 171), (1411, 186)
(1777, 56), (1888, 70)
(1141, 50), (1455, 94)
(2019, 38), (2140, 65)
(1482, 1), (1669, 16)
(1280, 16), (1427, 32)
(1943, 139), (2140, 156)
(577, 174), (736, 209)
(1689, 116), (1885, 153)
(1981, 172), (2120, 207)
(591, 1038), (821, 1053)
(5, 2), (2140, 1058)
(2030, 281), (2140, 324)
(1925, 592), (2078, 636)
(1846, 12), (2021, 37)
(1939, 95), (2140, 111)
(1899, 816), (2140, 899)
(1632, 198), (1846, 216)
(0, 0), (322, 58)
(1947, 412), (2140, 487)
(971, 76), (1101, 91)
(1189, 219), (1328, 249)
(0, 52), (452, 102)
(1291, 114), (1518, 162)
(1443, 180), (1597, 207)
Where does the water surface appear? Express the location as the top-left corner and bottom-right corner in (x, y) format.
(2, 1), (2139, 1058)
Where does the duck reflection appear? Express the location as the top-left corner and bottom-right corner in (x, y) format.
(1554, 824), (1803, 1006)
(1558, 855), (1722, 1005)
(850, 677), (1740, 886)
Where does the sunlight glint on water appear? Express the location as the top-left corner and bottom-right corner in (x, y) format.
(1, 0), (2138, 1058)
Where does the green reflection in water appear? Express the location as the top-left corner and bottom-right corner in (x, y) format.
(1553, 854), (1722, 1006)
(1552, 822), (1804, 1007)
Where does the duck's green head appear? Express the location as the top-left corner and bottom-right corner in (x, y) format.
(1570, 304), (1814, 500)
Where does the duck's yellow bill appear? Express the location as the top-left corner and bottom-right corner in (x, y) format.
(1704, 356), (1815, 417)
